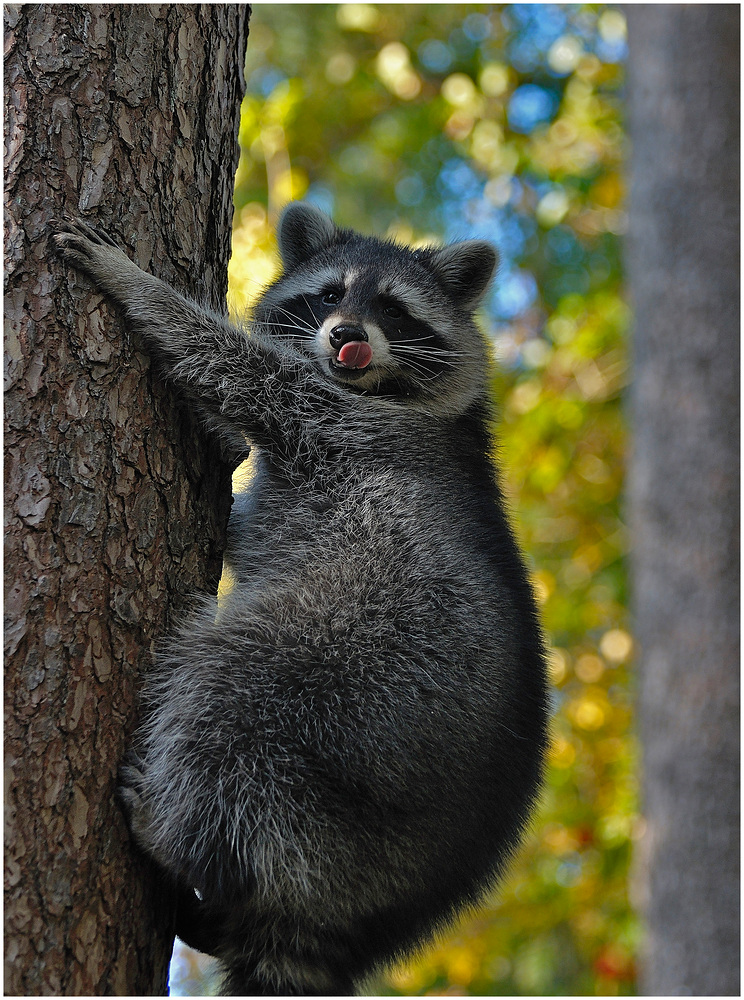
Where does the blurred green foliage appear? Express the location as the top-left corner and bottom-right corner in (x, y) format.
(174, 4), (638, 997)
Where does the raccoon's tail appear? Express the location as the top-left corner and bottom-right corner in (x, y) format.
(221, 959), (355, 997)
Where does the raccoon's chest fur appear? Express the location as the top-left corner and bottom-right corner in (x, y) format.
(220, 437), (529, 744)
(225, 440), (497, 603)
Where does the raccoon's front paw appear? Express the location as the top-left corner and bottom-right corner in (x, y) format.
(117, 749), (153, 849)
(53, 218), (134, 291)
(54, 217), (119, 262)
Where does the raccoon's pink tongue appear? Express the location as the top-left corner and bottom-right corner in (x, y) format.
(337, 341), (373, 369)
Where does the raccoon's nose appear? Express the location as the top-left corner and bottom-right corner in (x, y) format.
(329, 323), (367, 349)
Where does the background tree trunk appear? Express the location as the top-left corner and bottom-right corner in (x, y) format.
(625, 5), (740, 995)
(4, 5), (250, 994)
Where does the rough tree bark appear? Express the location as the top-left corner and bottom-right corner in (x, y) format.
(4, 5), (250, 994)
(625, 6), (740, 995)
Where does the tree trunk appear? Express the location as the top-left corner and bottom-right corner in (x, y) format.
(4, 5), (250, 994)
(625, 5), (740, 995)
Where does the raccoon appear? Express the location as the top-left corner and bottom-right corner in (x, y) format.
(54, 204), (548, 997)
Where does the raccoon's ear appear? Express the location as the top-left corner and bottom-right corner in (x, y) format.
(428, 240), (499, 310)
(278, 202), (337, 271)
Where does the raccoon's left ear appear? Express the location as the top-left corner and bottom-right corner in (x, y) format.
(428, 241), (499, 310)
(278, 202), (337, 271)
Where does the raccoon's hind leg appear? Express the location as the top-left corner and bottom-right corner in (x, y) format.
(118, 753), (223, 955)
(174, 883), (231, 957)
(117, 748), (154, 856)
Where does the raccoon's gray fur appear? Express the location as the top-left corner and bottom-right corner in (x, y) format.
(55, 204), (548, 997)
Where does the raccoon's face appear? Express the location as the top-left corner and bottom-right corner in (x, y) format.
(255, 203), (499, 415)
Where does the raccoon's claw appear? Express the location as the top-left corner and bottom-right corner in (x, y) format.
(118, 746), (147, 785)
(53, 218), (124, 274)
(53, 216), (120, 249)
(117, 749), (150, 838)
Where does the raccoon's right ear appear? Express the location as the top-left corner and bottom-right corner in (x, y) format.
(278, 203), (337, 271)
(428, 240), (499, 310)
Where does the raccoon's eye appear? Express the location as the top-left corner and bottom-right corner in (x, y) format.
(322, 290), (342, 306)
(383, 303), (403, 319)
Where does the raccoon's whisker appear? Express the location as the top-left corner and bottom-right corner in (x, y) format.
(277, 327), (316, 340)
(388, 336), (460, 351)
(390, 342), (465, 358)
(269, 306), (319, 338)
(390, 347), (458, 368)
(270, 323), (316, 338)
(395, 357), (442, 383)
(390, 348), (464, 364)
(276, 309), (317, 333)
(300, 295), (323, 331)
(392, 351), (434, 372)
(271, 307), (314, 325)
(388, 347), (443, 367)
(404, 366), (442, 383)
(262, 316), (315, 336)
(387, 334), (438, 344)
